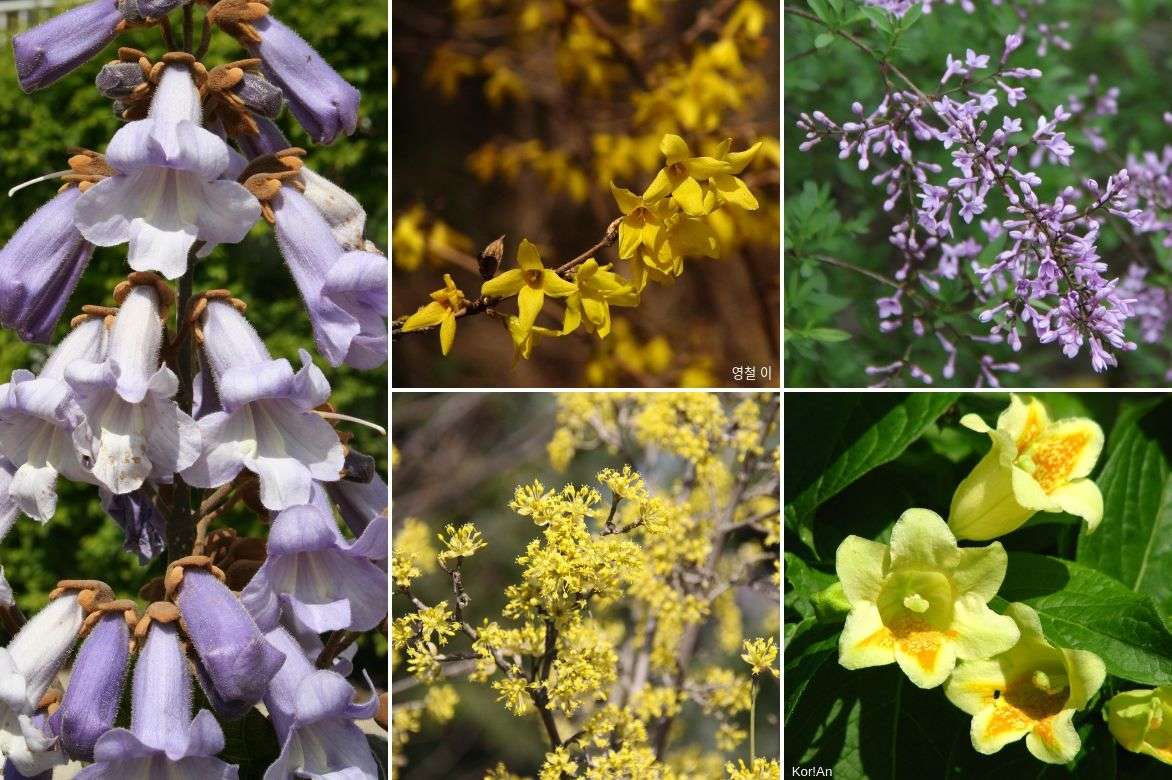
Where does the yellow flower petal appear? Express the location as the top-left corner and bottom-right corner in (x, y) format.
(724, 141), (763, 174)
(951, 594), (1020, 661)
(838, 601), (895, 670)
(944, 658), (1008, 716)
(1105, 687), (1172, 764)
(659, 133), (691, 164)
(683, 156), (732, 179)
(561, 295), (582, 335)
(1000, 395), (1051, 450)
(516, 285), (544, 332)
(642, 168), (673, 202)
(670, 175), (708, 216)
(517, 238), (543, 271)
(609, 182), (642, 214)
(439, 313), (456, 355)
(888, 508), (959, 570)
(712, 173), (759, 210)
(618, 221), (642, 259)
(1025, 709), (1081, 764)
(950, 543), (1010, 602)
(1028, 419), (1104, 484)
(970, 700), (1036, 755)
(402, 301), (448, 332)
(1061, 647), (1106, 710)
(834, 535), (887, 604)
(892, 619), (957, 689)
(541, 269), (577, 298)
(482, 268), (526, 298)
(1050, 479), (1104, 531)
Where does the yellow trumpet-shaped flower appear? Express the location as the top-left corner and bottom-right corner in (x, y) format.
(949, 395), (1104, 541)
(401, 273), (466, 355)
(481, 239), (577, 335)
(610, 182), (668, 261)
(506, 315), (562, 361)
(945, 603), (1106, 764)
(1105, 686), (1172, 764)
(642, 134), (732, 216)
(562, 259), (639, 338)
(835, 508), (1020, 689)
(711, 137), (763, 211)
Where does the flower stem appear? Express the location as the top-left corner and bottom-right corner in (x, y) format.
(166, 257), (198, 562)
(749, 674), (759, 762)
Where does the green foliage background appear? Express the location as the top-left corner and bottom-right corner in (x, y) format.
(784, 392), (1172, 778)
(0, 0), (387, 632)
(785, 0), (1172, 387)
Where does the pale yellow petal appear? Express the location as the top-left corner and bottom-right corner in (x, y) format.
(950, 542), (1009, 602)
(481, 269), (526, 298)
(541, 269), (577, 298)
(950, 593), (1020, 661)
(402, 301), (448, 332)
(1036, 418), (1104, 482)
(1050, 479), (1104, 532)
(1061, 648), (1106, 710)
(999, 395), (1050, 451)
(838, 601), (895, 670)
(1025, 709), (1080, 764)
(949, 448), (1035, 541)
(517, 239), (543, 271)
(516, 285), (544, 332)
(945, 659), (1009, 716)
(888, 508), (958, 570)
(893, 625), (957, 689)
(970, 702), (1033, 755)
(834, 535), (888, 604)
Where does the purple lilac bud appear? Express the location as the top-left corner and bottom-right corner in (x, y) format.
(0, 188), (95, 344)
(183, 300), (344, 511)
(174, 568), (285, 712)
(273, 188), (387, 369)
(65, 284), (200, 495)
(241, 484), (387, 633)
(12, 0), (122, 93)
(80, 619), (237, 778)
(49, 611), (130, 761)
(247, 15), (360, 145)
(261, 626), (378, 780)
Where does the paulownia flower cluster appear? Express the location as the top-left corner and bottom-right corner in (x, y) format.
(392, 393), (781, 779)
(0, 1), (388, 776)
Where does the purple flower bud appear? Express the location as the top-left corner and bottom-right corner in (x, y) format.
(0, 188), (94, 344)
(49, 611), (130, 760)
(273, 188), (387, 369)
(261, 627), (378, 779)
(174, 568), (285, 712)
(82, 618), (238, 778)
(116, 0), (187, 22)
(183, 301), (344, 510)
(233, 116), (291, 159)
(95, 61), (146, 99)
(247, 15), (360, 144)
(12, 0), (121, 92)
(242, 484), (387, 633)
(234, 73), (285, 119)
(99, 487), (165, 562)
(325, 471), (387, 541)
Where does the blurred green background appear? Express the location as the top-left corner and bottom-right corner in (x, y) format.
(0, 0), (387, 647)
(785, 0), (1172, 387)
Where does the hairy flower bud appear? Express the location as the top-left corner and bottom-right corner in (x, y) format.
(95, 61), (146, 100)
(12, 0), (122, 93)
(116, 0), (188, 22)
(49, 610), (131, 761)
(234, 72), (285, 119)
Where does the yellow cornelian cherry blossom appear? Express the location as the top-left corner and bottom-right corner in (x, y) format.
(481, 239), (577, 334)
(642, 134), (733, 216)
(400, 273), (466, 355)
(949, 395), (1104, 541)
(945, 603), (1106, 764)
(1105, 686), (1172, 765)
(562, 258), (639, 339)
(835, 508), (1020, 689)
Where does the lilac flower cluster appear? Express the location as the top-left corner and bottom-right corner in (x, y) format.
(0, 1), (388, 776)
(797, 30), (1162, 382)
(864, 0), (1069, 57)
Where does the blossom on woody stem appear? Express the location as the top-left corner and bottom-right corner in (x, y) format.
(169, 558), (285, 714)
(80, 604), (237, 779)
(260, 625), (379, 780)
(740, 636), (779, 678)
(948, 395), (1104, 541)
(641, 134), (732, 216)
(1104, 686), (1172, 764)
(561, 258), (639, 339)
(66, 275), (200, 496)
(11, 0), (122, 92)
(242, 483), (387, 633)
(835, 508), (1020, 688)
(400, 274), (466, 355)
(0, 314), (106, 522)
(945, 602), (1105, 764)
(74, 62), (261, 280)
(182, 297), (345, 511)
(481, 239), (577, 335)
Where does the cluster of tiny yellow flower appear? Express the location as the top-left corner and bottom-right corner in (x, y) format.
(392, 0), (779, 379)
(391, 392), (780, 778)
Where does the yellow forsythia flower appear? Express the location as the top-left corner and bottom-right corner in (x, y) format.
(740, 636), (779, 678)
(506, 315), (562, 361)
(401, 274), (466, 355)
(949, 395), (1104, 541)
(945, 602), (1106, 764)
(562, 259), (639, 339)
(1105, 686), (1172, 764)
(482, 239), (577, 335)
(835, 508), (1020, 688)
(642, 134), (732, 216)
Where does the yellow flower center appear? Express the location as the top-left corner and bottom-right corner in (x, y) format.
(1018, 431), (1090, 493)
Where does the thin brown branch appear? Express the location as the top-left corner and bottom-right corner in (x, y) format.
(682, 0), (739, 46)
(564, 0), (647, 85)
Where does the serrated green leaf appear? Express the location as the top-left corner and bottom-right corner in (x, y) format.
(1077, 399), (1172, 615)
(995, 553), (1172, 685)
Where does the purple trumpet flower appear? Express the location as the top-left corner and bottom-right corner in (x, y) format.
(0, 316), (105, 522)
(11, 0), (122, 93)
(0, 458), (18, 543)
(234, 116), (291, 160)
(325, 470), (387, 538)
(182, 299), (345, 510)
(246, 16), (359, 145)
(273, 188), (387, 369)
(74, 64), (261, 279)
(242, 483), (387, 634)
(173, 565), (285, 713)
(49, 608), (132, 761)
(261, 626), (379, 780)
(99, 487), (165, 562)
(0, 188), (94, 344)
(66, 282), (199, 496)
(80, 616), (238, 779)
(299, 167), (371, 252)
(0, 589), (85, 775)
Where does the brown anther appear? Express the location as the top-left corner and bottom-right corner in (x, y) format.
(113, 271), (177, 315)
(243, 173), (283, 202)
(161, 51), (197, 65)
(133, 600), (182, 641)
(259, 201), (276, 224)
(205, 64), (246, 92)
(148, 61), (167, 84)
(117, 47), (148, 63)
(50, 579), (114, 608)
(80, 599), (139, 636)
(38, 689), (62, 711)
(164, 555), (226, 600)
(207, 0), (272, 44)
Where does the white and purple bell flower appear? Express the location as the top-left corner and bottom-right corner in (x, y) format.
(183, 299), (345, 511)
(0, 591), (83, 775)
(261, 626), (379, 780)
(325, 470), (387, 539)
(66, 283), (200, 496)
(79, 618), (238, 779)
(272, 188), (387, 370)
(246, 16), (360, 145)
(11, 0), (121, 93)
(174, 567), (285, 714)
(0, 188), (94, 344)
(0, 460), (18, 544)
(48, 611), (130, 762)
(242, 483), (387, 634)
(0, 316), (105, 522)
(74, 64), (261, 280)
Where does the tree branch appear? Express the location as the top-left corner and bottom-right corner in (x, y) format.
(166, 258), (197, 563)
